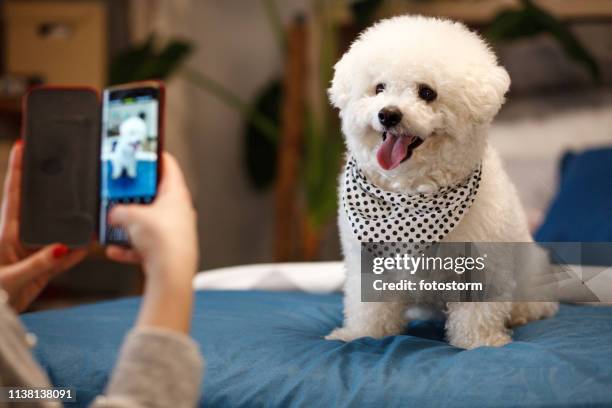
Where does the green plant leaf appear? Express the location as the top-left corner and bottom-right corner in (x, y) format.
(486, 0), (600, 81)
(302, 104), (344, 228)
(261, 0), (286, 54)
(350, 0), (384, 29)
(244, 80), (282, 189)
(182, 66), (281, 190)
(181, 67), (279, 143)
(109, 35), (193, 84)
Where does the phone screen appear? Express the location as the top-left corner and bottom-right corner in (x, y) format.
(99, 86), (160, 245)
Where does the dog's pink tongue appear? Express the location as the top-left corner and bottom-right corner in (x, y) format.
(376, 133), (412, 170)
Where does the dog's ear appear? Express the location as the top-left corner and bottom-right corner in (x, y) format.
(460, 64), (510, 125)
(486, 64), (511, 109)
(328, 55), (352, 111)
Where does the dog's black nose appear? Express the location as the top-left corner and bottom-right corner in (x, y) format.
(378, 107), (402, 128)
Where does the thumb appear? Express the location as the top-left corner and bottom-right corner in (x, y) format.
(108, 205), (148, 229)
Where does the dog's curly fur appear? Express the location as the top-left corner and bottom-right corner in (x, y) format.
(326, 15), (558, 349)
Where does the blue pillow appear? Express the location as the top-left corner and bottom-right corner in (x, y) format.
(21, 291), (612, 407)
(535, 147), (612, 242)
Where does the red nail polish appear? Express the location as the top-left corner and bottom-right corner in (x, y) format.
(52, 244), (69, 259)
(14, 139), (23, 147)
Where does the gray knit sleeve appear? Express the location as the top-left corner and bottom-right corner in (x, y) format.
(0, 290), (59, 407)
(90, 327), (204, 408)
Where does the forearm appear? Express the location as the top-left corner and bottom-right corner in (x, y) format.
(136, 273), (194, 334)
(91, 268), (203, 407)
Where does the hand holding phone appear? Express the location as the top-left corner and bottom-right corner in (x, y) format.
(106, 152), (198, 273)
(105, 152), (198, 333)
(2, 141), (88, 312)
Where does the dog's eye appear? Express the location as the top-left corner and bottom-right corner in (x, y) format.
(418, 84), (437, 102)
(375, 83), (385, 94)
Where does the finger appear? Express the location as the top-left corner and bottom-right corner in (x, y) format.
(0, 140), (23, 231)
(50, 248), (88, 278)
(4, 243), (74, 284)
(157, 152), (190, 196)
(108, 204), (147, 228)
(105, 245), (141, 264)
(3, 246), (86, 313)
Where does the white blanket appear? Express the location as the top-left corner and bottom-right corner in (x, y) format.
(193, 262), (345, 293)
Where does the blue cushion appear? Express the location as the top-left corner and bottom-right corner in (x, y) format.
(22, 291), (612, 407)
(535, 148), (612, 243)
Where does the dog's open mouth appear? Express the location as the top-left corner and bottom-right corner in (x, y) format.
(376, 131), (423, 170)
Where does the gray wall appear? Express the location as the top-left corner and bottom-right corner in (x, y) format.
(174, 1), (312, 270)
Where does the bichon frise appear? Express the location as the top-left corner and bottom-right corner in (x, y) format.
(326, 15), (558, 349)
(111, 116), (147, 179)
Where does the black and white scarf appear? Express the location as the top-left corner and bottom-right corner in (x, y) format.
(342, 157), (481, 251)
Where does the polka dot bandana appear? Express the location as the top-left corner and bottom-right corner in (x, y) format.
(342, 157), (481, 253)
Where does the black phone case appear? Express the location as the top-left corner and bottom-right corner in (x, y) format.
(20, 87), (101, 248)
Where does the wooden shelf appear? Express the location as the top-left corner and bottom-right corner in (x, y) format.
(0, 95), (22, 116)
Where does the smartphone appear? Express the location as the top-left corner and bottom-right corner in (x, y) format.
(20, 86), (100, 248)
(98, 81), (164, 246)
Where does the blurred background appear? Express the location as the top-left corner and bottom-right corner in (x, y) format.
(0, 0), (610, 307)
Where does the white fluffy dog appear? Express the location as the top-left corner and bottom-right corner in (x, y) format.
(326, 15), (558, 349)
(111, 116), (147, 179)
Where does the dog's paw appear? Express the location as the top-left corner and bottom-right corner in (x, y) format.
(507, 315), (528, 327)
(325, 327), (364, 342)
(450, 332), (512, 350)
(509, 302), (559, 327)
(537, 302), (559, 319)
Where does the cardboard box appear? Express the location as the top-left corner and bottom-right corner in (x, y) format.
(5, 1), (107, 89)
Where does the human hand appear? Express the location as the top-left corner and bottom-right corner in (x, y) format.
(0, 141), (87, 312)
(106, 152), (198, 333)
